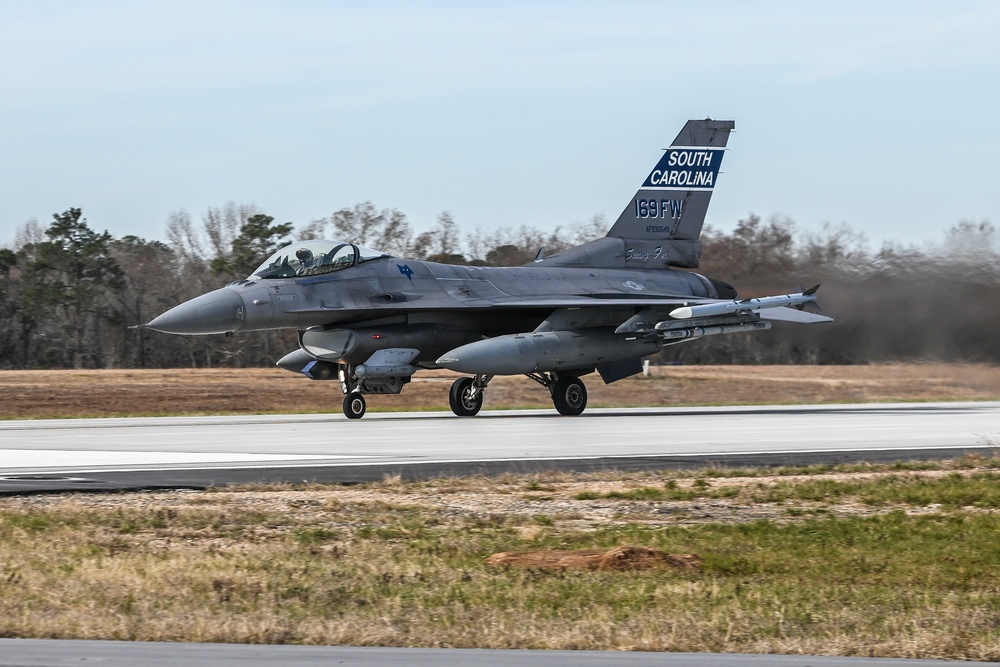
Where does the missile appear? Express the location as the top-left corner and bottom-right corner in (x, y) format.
(669, 285), (820, 320)
(437, 329), (660, 376)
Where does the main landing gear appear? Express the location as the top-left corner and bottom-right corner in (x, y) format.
(551, 376), (588, 416)
(448, 372), (587, 417)
(443, 372), (592, 417)
(527, 372), (589, 416)
(449, 375), (492, 416)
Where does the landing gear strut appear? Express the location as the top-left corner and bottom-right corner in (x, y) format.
(526, 372), (589, 416)
(449, 375), (491, 416)
(338, 363), (410, 419)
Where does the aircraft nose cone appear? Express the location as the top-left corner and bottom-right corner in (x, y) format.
(147, 288), (246, 335)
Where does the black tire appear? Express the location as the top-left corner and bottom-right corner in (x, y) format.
(552, 377), (587, 416)
(343, 392), (366, 419)
(449, 377), (484, 417)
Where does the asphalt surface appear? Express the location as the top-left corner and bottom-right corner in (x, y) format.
(1, 402), (998, 493)
(0, 640), (995, 667)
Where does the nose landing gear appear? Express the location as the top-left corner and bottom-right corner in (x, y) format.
(338, 363), (406, 420)
(343, 392), (366, 419)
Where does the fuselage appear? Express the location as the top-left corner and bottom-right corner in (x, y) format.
(148, 255), (723, 338)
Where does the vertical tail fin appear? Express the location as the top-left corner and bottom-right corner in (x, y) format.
(606, 119), (734, 268)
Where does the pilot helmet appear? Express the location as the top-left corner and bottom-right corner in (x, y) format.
(295, 247), (314, 263)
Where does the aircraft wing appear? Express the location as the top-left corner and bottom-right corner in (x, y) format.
(488, 296), (694, 309)
(494, 287), (834, 334)
(759, 307), (834, 324)
(492, 292), (833, 323)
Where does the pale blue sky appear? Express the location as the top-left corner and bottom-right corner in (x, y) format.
(3, 1), (999, 249)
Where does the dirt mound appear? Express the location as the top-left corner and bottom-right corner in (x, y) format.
(485, 545), (701, 571)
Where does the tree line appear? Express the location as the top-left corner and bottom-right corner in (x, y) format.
(1, 204), (997, 369)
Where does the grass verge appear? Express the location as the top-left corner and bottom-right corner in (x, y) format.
(2, 459), (1000, 658)
(3, 364), (999, 419)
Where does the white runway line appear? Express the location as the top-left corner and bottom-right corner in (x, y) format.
(0, 450), (344, 470)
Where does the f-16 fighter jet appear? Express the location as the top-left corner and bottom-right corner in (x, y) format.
(146, 119), (832, 419)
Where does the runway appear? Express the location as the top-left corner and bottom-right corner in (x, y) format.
(1, 402), (998, 493)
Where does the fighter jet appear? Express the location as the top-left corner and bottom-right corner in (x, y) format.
(146, 119), (832, 419)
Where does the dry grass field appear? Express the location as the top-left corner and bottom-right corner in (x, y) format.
(4, 459), (1000, 657)
(1, 363), (999, 419)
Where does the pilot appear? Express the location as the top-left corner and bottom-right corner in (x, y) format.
(295, 247), (315, 275)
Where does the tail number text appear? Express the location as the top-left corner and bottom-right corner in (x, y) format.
(635, 198), (684, 220)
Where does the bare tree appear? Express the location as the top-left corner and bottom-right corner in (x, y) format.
(327, 202), (414, 256)
(165, 209), (204, 262)
(11, 218), (44, 250)
(203, 202), (261, 259)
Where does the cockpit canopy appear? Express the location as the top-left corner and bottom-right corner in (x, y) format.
(250, 240), (391, 280)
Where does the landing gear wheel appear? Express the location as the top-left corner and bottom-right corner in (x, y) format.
(552, 377), (587, 416)
(449, 377), (484, 417)
(343, 392), (366, 419)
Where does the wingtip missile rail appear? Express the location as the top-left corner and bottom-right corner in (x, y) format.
(655, 320), (772, 338)
(669, 285), (821, 320)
